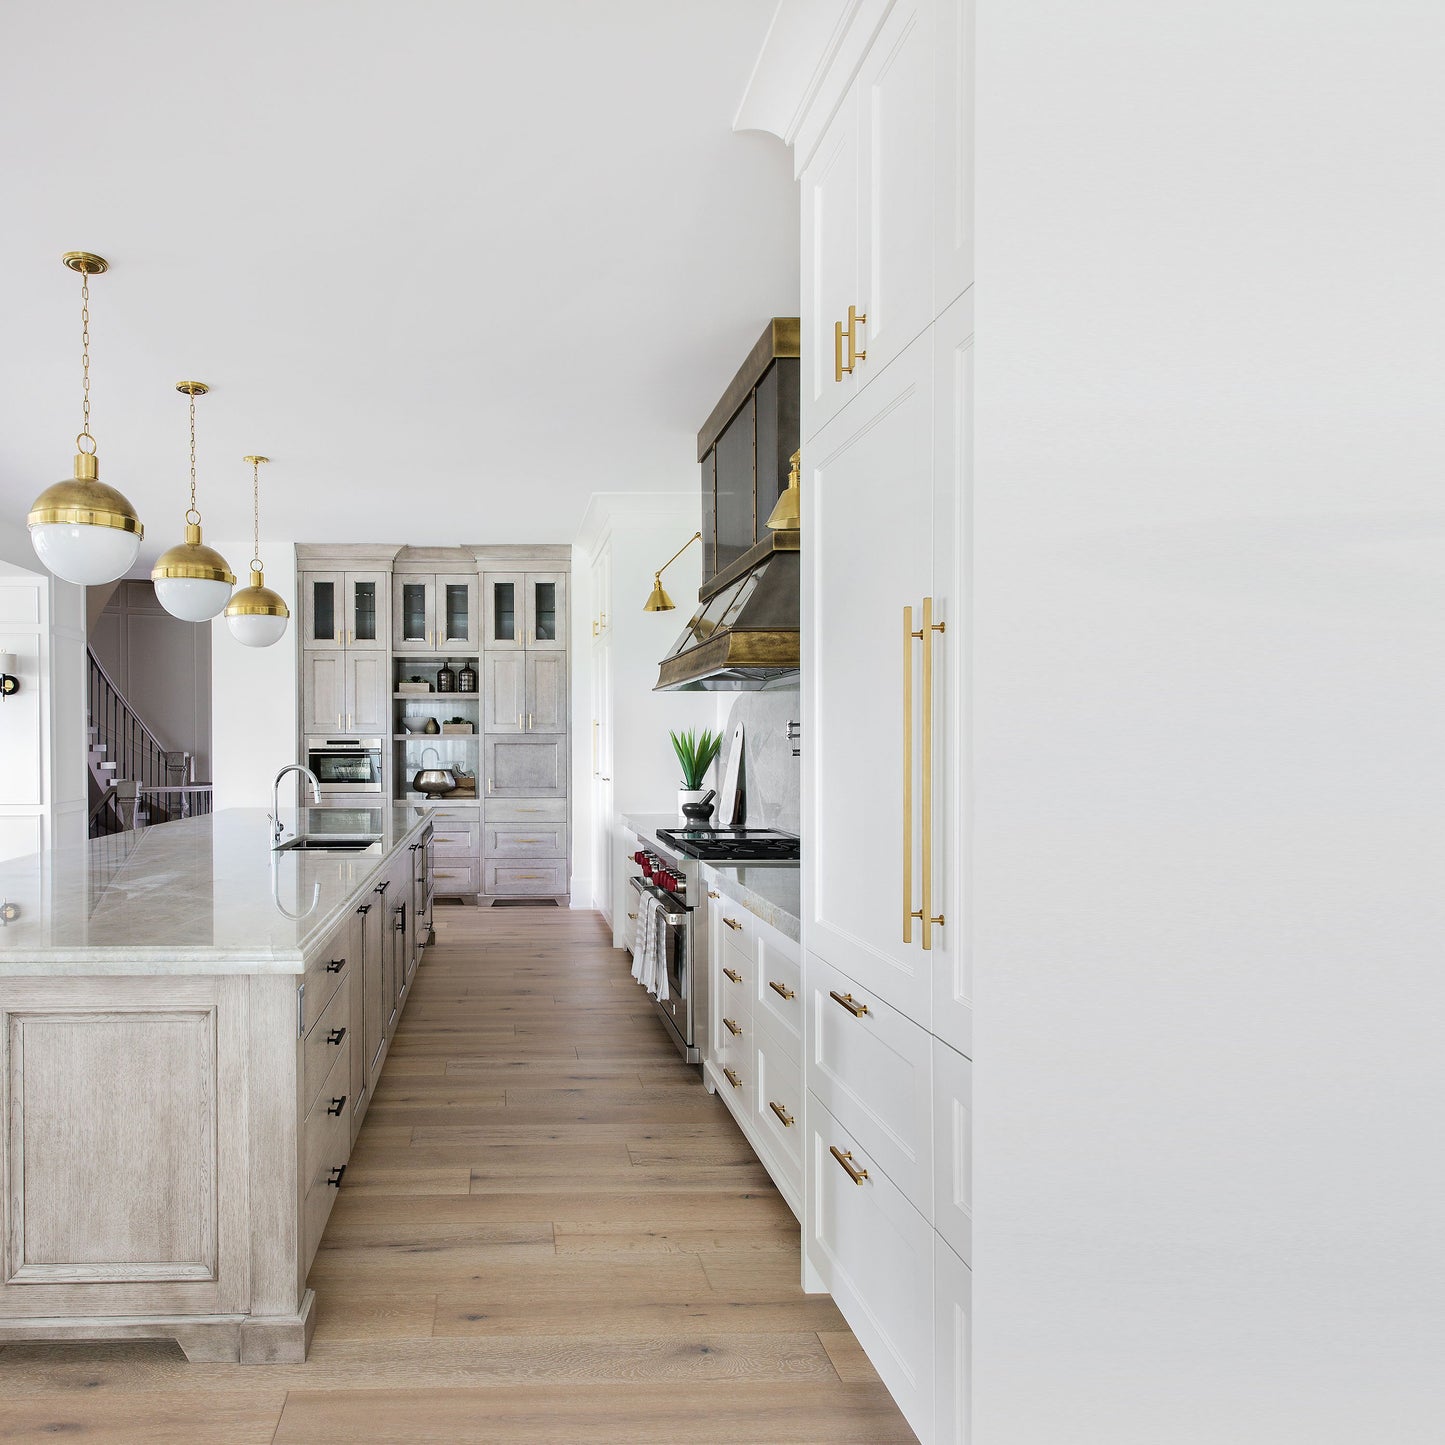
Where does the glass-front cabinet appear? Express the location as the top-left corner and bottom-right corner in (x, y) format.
(526, 573), (567, 651)
(303, 571), (389, 651)
(484, 573), (524, 649)
(391, 573), (477, 653)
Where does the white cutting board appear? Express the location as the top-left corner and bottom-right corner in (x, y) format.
(720, 721), (746, 826)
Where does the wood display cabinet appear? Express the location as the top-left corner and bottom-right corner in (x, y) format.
(392, 572), (477, 653)
(483, 572), (567, 651)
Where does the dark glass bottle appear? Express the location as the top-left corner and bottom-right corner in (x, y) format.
(436, 661), (457, 693)
(457, 661), (478, 694)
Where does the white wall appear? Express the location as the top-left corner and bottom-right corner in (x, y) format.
(209, 539), (298, 811)
(974, 3), (1445, 1440)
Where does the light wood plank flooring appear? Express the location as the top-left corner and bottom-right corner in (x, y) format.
(0, 905), (915, 1443)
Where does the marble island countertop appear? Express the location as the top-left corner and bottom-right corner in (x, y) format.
(0, 806), (430, 975)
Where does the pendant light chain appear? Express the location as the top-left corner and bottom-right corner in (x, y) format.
(187, 390), (201, 525)
(251, 458), (263, 572)
(77, 269), (95, 455)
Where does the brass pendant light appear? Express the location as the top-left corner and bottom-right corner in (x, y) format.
(27, 253), (145, 585)
(765, 449), (802, 531)
(152, 382), (236, 621)
(223, 456), (290, 648)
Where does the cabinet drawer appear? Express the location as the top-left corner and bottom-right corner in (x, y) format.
(432, 822), (480, 856)
(301, 932), (351, 1036)
(487, 798), (567, 823)
(807, 1091), (934, 1435)
(933, 1038), (972, 1268)
(715, 965), (750, 1059)
(753, 926), (802, 1053)
(484, 859), (567, 896)
(485, 821), (567, 857)
(302, 976), (352, 1118)
(425, 804), (481, 823)
(714, 1027), (752, 1127)
(714, 902), (757, 962)
(306, 1029), (352, 1126)
(432, 861), (479, 896)
(302, 1089), (352, 1270)
(934, 1233), (972, 1445)
(751, 1013), (803, 1204)
(808, 951), (933, 1219)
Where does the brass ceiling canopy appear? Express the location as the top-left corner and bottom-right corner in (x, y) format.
(26, 252), (145, 585)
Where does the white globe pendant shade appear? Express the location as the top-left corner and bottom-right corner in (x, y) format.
(27, 453), (144, 586)
(151, 520), (235, 621)
(224, 567), (290, 648)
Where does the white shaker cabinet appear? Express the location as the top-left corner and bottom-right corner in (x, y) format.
(934, 0), (975, 312)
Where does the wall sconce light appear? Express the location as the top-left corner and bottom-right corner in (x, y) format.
(0, 653), (19, 699)
(643, 531), (702, 613)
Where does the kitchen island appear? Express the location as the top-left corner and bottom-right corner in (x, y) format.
(0, 806), (432, 1362)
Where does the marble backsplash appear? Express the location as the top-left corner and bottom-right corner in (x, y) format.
(715, 686), (801, 835)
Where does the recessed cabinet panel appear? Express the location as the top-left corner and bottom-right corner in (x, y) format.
(346, 652), (389, 736)
(483, 652), (525, 733)
(485, 735), (566, 797)
(933, 1037), (972, 1268)
(935, 0), (975, 311)
(934, 1236), (972, 1445)
(525, 573), (567, 651)
(302, 651), (346, 734)
(525, 651), (567, 733)
(485, 574), (524, 649)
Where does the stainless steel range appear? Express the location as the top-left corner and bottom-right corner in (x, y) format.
(627, 825), (800, 1063)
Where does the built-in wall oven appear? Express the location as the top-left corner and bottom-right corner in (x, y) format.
(306, 737), (384, 794)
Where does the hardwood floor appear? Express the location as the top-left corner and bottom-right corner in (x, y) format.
(0, 905), (915, 1443)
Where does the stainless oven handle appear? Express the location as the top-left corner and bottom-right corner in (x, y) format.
(627, 874), (689, 925)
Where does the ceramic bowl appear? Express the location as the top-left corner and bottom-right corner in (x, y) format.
(401, 715), (430, 734)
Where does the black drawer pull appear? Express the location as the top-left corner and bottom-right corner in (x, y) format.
(375, 880), (390, 895)
(326, 1027), (347, 1046)
(326, 1095), (347, 1116)
(355, 903), (371, 916)
(327, 1165), (346, 1188)
(325, 958), (345, 974)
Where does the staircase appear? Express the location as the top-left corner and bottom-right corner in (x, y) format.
(87, 647), (213, 838)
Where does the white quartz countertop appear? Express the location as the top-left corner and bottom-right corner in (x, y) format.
(0, 807), (430, 975)
(701, 862), (801, 943)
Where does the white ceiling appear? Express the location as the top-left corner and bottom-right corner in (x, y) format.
(0, 1), (796, 566)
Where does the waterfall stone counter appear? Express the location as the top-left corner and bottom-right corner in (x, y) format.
(0, 806), (432, 1363)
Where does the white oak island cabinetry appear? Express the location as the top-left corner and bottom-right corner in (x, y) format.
(0, 807), (430, 1363)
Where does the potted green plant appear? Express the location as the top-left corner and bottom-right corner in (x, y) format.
(670, 727), (722, 817)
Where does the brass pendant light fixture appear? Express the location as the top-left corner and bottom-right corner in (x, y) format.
(224, 456), (290, 648)
(152, 382), (236, 621)
(765, 449), (802, 531)
(27, 253), (145, 585)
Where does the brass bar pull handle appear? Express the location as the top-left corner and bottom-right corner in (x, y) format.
(707, 890), (721, 900)
(768, 980), (796, 1001)
(920, 595), (947, 950)
(723, 1066), (742, 1089)
(769, 1101), (795, 1128)
(723, 967), (742, 984)
(723, 917), (743, 932)
(903, 605), (915, 944)
(829, 989), (869, 1018)
(724, 1017), (742, 1037)
(834, 318), (846, 382)
(830, 1145), (868, 1185)
(847, 305), (867, 369)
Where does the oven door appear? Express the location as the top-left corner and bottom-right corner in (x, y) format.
(628, 876), (696, 1062)
(307, 739), (384, 793)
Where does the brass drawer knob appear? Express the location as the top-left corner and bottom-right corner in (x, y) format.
(830, 1145), (868, 1186)
(769, 1100), (794, 1128)
(829, 989), (868, 1018)
(723, 1017), (742, 1037)
(723, 967), (742, 984)
(768, 980), (795, 1001)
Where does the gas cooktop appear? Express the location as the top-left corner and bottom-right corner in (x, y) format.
(654, 826), (801, 862)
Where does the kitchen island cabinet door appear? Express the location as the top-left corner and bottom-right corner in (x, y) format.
(803, 331), (935, 1029)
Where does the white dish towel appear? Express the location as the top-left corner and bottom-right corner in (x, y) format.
(630, 893), (670, 1002)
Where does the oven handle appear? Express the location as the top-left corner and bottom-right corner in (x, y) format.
(628, 874), (689, 925)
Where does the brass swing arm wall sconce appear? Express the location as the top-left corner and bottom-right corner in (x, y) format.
(643, 531), (702, 613)
(0, 653), (19, 699)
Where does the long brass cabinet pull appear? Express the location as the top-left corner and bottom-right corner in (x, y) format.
(830, 989), (869, 1018)
(830, 1145), (868, 1185)
(769, 1101), (795, 1127)
(723, 917), (742, 932)
(723, 1017), (742, 1037)
(723, 1066), (741, 1089)
(768, 980), (796, 1001)
(834, 319), (846, 382)
(723, 967), (742, 984)
(904, 596), (947, 950)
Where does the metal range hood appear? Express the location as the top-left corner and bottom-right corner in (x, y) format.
(654, 319), (800, 693)
(654, 536), (799, 692)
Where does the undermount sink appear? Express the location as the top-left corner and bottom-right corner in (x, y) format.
(276, 836), (380, 853)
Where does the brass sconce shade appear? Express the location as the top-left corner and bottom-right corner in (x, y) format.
(643, 531), (702, 613)
(27, 253), (146, 586)
(766, 449), (802, 531)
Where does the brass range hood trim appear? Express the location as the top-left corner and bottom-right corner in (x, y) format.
(655, 628), (801, 692)
(698, 528), (798, 603)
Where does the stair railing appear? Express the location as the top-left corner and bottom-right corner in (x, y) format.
(88, 646), (173, 797)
